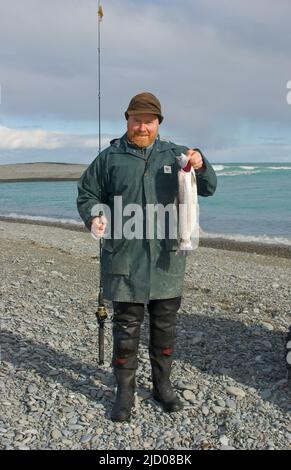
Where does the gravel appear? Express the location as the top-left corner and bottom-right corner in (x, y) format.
(0, 221), (290, 450)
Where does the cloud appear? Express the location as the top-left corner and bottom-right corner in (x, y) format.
(0, 126), (63, 150)
(0, 126), (111, 151)
(0, 0), (291, 162)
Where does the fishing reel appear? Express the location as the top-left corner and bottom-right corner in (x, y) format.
(95, 291), (109, 365)
(95, 290), (109, 325)
(95, 304), (109, 325)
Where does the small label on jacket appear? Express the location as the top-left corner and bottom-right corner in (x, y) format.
(164, 165), (172, 174)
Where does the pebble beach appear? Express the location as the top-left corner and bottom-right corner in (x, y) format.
(0, 220), (290, 450)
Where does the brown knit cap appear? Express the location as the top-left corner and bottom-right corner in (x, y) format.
(125, 92), (163, 123)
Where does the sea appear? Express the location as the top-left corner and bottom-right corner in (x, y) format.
(0, 162), (290, 246)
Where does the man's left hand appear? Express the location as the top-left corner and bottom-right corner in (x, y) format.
(187, 149), (205, 172)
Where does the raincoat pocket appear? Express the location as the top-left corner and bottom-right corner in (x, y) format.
(162, 238), (186, 275)
(102, 239), (130, 275)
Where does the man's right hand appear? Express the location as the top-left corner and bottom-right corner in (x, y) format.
(91, 215), (107, 240)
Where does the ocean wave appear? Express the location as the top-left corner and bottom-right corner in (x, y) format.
(267, 166), (291, 170)
(213, 165), (224, 171)
(1, 213), (291, 247)
(201, 230), (291, 246)
(216, 164), (291, 177)
(218, 170), (260, 177)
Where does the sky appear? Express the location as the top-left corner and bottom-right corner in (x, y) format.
(0, 0), (291, 164)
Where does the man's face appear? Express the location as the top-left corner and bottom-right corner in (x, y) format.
(127, 113), (159, 148)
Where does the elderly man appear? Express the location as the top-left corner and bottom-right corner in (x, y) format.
(77, 92), (217, 422)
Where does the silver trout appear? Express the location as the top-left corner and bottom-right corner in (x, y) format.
(176, 153), (199, 251)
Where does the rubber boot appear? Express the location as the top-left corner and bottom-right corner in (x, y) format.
(110, 302), (144, 422)
(110, 368), (136, 422)
(148, 298), (183, 413)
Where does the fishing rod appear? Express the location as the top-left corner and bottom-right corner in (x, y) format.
(98, 1), (102, 157)
(95, 1), (108, 366)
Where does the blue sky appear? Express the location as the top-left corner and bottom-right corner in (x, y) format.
(0, 0), (291, 164)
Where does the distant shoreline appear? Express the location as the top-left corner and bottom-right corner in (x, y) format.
(1, 216), (290, 259)
(0, 162), (87, 182)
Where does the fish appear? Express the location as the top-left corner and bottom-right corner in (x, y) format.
(176, 153), (199, 252)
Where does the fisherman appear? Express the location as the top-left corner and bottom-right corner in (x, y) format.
(77, 92), (217, 422)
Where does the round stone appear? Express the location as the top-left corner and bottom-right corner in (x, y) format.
(183, 390), (195, 401)
(51, 430), (62, 440)
(225, 386), (246, 399)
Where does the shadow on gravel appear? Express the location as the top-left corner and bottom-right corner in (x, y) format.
(174, 312), (291, 412)
(0, 329), (115, 418)
(1, 313), (290, 414)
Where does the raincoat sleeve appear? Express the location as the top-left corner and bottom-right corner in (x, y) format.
(194, 148), (217, 197)
(76, 153), (108, 230)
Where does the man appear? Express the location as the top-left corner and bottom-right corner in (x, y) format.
(77, 92), (217, 422)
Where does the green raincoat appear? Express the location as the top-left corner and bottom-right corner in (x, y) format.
(77, 134), (217, 302)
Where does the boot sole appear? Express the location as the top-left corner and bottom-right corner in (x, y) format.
(153, 395), (184, 413)
(110, 402), (135, 422)
(111, 415), (131, 422)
